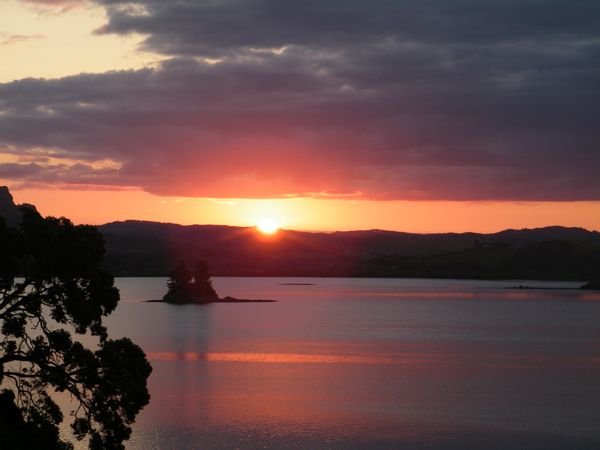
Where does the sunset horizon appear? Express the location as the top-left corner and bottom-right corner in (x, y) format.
(1, 2), (600, 449)
(2, 0), (600, 235)
(7, 186), (600, 234)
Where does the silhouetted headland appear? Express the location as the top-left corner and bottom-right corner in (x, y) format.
(0, 186), (37, 226)
(506, 284), (593, 291)
(581, 280), (600, 290)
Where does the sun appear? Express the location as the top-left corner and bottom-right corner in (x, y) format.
(256, 218), (279, 235)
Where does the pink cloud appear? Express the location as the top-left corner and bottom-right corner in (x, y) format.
(2, 1), (600, 200)
(1, 34), (45, 45)
(20, 0), (86, 12)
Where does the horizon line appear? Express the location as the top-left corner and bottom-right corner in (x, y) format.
(96, 218), (599, 236)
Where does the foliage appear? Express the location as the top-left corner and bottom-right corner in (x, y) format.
(166, 260), (191, 291)
(192, 260), (212, 287)
(0, 210), (152, 450)
(164, 259), (218, 303)
(357, 239), (600, 280)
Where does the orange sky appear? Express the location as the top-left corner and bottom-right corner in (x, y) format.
(2, 2), (600, 234)
(11, 187), (600, 233)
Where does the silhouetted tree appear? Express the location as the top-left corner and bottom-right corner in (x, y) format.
(192, 260), (218, 299)
(0, 210), (152, 450)
(167, 260), (192, 291)
(193, 260), (211, 286)
(163, 259), (218, 303)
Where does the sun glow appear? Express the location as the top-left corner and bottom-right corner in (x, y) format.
(256, 218), (279, 234)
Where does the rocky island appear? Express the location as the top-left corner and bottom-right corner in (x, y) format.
(158, 260), (275, 304)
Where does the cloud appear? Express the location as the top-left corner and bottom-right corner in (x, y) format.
(18, 0), (89, 15)
(93, 1), (600, 57)
(1, 0), (600, 200)
(20, 0), (86, 7)
(1, 34), (45, 45)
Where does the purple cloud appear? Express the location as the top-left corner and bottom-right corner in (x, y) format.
(1, 0), (599, 200)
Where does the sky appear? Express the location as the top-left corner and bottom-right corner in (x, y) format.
(1, 0), (599, 232)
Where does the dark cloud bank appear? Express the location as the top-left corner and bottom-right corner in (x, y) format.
(1, 0), (600, 199)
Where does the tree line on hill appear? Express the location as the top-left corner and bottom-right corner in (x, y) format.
(2, 186), (598, 281)
(98, 221), (600, 281)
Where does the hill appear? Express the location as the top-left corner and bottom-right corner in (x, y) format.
(0, 186), (37, 226)
(1, 185), (597, 280)
(98, 220), (600, 280)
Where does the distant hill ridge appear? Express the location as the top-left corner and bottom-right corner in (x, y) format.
(0, 186), (598, 280)
(101, 219), (598, 240)
(97, 220), (600, 279)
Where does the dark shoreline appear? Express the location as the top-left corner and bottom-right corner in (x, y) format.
(116, 274), (590, 283)
(506, 286), (590, 291)
(144, 297), (277, 304)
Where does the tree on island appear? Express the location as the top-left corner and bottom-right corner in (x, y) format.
(0, 209), (152, 450)
(163, 259), (219, 303)
(166, 260), (192, 292)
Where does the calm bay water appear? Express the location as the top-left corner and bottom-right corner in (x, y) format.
(100, 278), (600, 449)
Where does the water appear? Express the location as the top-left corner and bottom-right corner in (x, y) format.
(100, 278), (600, 449)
